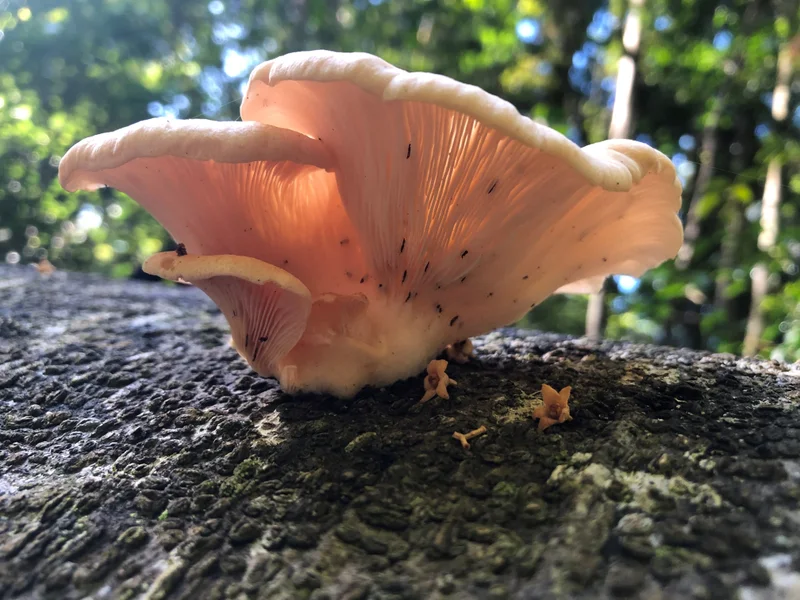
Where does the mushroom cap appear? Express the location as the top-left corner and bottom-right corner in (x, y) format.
(142, 252), (311, 297)
(58, 50), (683, 398)
(144, 252), (312, 375)
(242, 50), (680, 190)
(240, 50), (682, 338)
(58, 117), (361, 297)
(59, 118), (334, 192)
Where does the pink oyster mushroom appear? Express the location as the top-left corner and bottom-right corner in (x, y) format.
(58, 50), (684, 399)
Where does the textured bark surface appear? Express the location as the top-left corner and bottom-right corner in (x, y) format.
(1, 264), (799, 600)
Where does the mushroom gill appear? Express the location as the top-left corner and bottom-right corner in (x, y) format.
(143, 252), (312, 379)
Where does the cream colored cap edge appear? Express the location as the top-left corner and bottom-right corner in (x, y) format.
(142, 252), (312, 299)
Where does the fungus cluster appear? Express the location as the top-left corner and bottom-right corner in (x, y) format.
(58, 50), (683, 399)
(533, 384), (574, 431)
(420, 359), (457, 403)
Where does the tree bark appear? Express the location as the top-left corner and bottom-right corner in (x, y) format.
(1, 265), (799, 600)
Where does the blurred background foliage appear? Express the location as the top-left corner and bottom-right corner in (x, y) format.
(0, 0), (798, 360)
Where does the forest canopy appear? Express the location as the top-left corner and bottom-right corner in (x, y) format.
(0, 0), (798, 360)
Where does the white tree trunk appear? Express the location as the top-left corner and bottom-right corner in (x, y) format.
(586, 0), (643, 339)
(743, 39), (795, 356)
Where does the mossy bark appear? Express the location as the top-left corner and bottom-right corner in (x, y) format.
(1, 265), (799, 600)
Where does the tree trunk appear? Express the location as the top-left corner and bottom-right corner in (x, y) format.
(714, 109), (756, 324)
(585, 282), (607, 341)
(585, 0), (642, 340)
(675, 95), (723, 270)
(743, 37), (796, 356)
(2, 264), (799, 600)
(713, 200), (744, 311)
